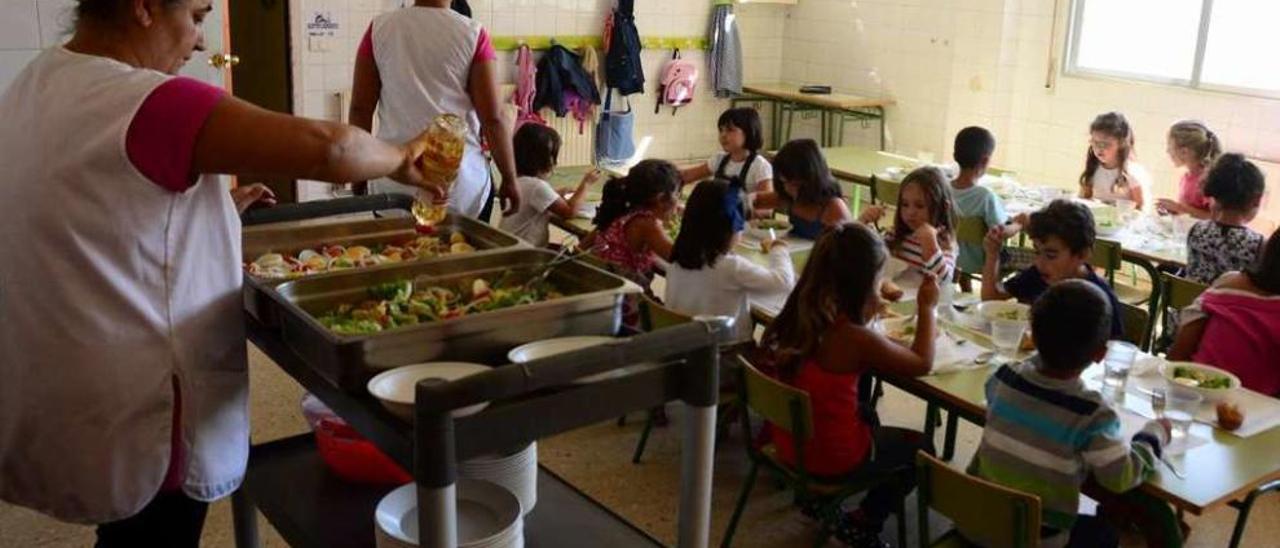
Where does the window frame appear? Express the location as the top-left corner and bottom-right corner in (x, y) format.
(1064, 0), (1280, 100)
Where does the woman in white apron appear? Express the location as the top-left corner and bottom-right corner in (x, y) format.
(349, 0), (520, 220)
(0, 0), (442, 545)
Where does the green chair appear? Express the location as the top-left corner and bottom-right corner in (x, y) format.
(1153, 273), (1209, 353)
(722, 356), (908, 548)
(916, 451), (1042, 548)
(1092, 239), (1154, 306)
(628, 296), (693, 463)
(1119, 301), (1153, 351)
(873, 176), (901, 207)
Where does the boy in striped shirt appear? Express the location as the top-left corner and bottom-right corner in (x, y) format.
(971, 281), (1170, 547)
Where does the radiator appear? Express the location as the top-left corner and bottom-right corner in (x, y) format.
(500, 84), (596, 167)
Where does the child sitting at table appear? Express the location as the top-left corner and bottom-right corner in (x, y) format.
(761, 222), (936, 547)
(860, 166), (958, 283)
(665, 179), (795, 344)
(1184, 153), (1267, 285)
(749, 138), (853, 239)
(971, 280), (1170, 548)
(584, 159), (681, 294)
(499, 124), (602, 247)
(679, 107), (773, 197)
(1156, 120), (1221, 220)
(982, 199), (1124, 338)
(1079, 112), (1153, 211)
(1170, 227), (1280, 396)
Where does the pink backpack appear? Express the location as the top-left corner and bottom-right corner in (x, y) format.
(656, 49), (698, 114)
(512, 44), (546, 129)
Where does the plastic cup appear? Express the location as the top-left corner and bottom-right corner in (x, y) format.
(990, 319), (1027, 361)
(1103, 340), (1138, 389)
(1166, 388), (1204, 438)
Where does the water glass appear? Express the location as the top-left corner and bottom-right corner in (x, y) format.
(1166, 389), (1204, 439)
(1103, 341), (1138, 389)
(990, 319), (1027, 361)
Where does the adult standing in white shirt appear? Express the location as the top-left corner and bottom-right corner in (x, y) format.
(349, 0), (519, 220)
(0, 0), (441, 544)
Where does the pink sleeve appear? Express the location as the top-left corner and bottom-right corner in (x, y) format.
(126, 77), (226, 192)
(473, 28), (496, 65)
(358, 24), (374, 60)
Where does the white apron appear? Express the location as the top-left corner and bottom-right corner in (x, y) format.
(0, 48), (248, 523)
(367, 7), (491, 217)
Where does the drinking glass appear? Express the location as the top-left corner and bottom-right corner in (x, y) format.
(1166, 389), (1204, 439)
(1103, 340), (1138, 389)
(990, 319), (1027, 362)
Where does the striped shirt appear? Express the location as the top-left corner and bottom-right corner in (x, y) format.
(970, 359), (1167, 545)
(888, 232), (956, 281)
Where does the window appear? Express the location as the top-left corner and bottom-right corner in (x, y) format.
(1066, 0), (1280, 96)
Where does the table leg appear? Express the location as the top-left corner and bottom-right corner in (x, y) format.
(1229, 480), (1280, 548)
(231, 488), (260, 548)
(820, 111), (830, 147)
(678, 403), (717, 548)
(418, 484), (458, 548)
(878, 107), (887, 151)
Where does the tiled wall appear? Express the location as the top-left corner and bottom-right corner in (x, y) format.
(291, 0), (787, 199)
(0, 0), (74, 91)
(781, 0), (1279, 227)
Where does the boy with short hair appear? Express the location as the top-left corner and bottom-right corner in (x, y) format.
(971, 281), (1170, 547)
(982, 199), (1124, 338)
(950, 127), (1019, 275)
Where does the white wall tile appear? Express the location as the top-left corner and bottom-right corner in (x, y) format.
(0, 0), (41, 49)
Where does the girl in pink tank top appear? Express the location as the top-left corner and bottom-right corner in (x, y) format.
(759, 223), (939, 546)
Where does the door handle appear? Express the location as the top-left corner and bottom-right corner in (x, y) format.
(209, 53), (241, 69)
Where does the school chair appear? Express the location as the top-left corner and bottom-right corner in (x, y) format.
(1152, 273), (1209, 353)
(722, 356), (909, 548)
(628, 296), (694, 463)
(915, 451), (1042, 548)
(873, 176), (901, 207)
(955, 215), (989, 290)
(1118, 301), (1153, 351)
(1092, 239), (1156, 306)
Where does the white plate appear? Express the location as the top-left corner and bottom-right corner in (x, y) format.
(1161, 361), (1241, 403)
(507, 336), (642, 384)
(460, 443), (538, 516)
(976, 301), (1031, 324)
(375, 479), (522, 548)
(368, 362), (492, 420)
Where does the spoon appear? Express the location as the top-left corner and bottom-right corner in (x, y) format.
(973, 351), (996, 365)
(1161, 457), (1187, 479)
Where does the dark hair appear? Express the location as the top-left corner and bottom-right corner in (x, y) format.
(592, 159), (680, 230)
(762, 223), (886, 380)
(1031, 280), (1112, 372)
(1027, 199), (1095, 255)
(1168, 120), (1222, 169)
(718, 108), (764, 153)
(1080, 112), (1137, 191)
(76, 0), (182, 22)
(891, 166), (957, 250)
(670, 179), (744, 270)
(1202, 153), (1265, 212)
(1246, 227), (1280, 294)
(773, 139), (843, 206)
(953, 126), (996, 170)
(513, 124), (561, 177)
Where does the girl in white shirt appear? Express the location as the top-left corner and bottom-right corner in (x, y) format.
(680, 108), (773, 197)
(499, 124), (600, 246)
(665, 178), (796, 343)
(1079, 112), (1153, 211)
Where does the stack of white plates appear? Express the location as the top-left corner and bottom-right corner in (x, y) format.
(459, 443), (537, 516)
(375, 479), (523, 548)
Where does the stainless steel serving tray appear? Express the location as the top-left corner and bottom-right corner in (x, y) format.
(242, 213), (525, 325)
(271, 248), (641, 392)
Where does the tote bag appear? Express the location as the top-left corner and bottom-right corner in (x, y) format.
(595, 88), (635, 165)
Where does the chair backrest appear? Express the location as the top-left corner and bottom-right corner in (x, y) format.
(1161, 272), (1208, 311)
(737, 356), (814, 441)
(1092, 238), (1122, 279)
(874, 176), (901, 207)
(916, 451), (1041, 548)
(640, 296), (692, 331)
(1118, 301), (1151, 351)
(955, 216), (988, 247)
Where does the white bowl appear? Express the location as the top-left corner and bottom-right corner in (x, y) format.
(1095, 221), (1123, 237)
(976, 301), (1031, 324)
(878, 315), (937, 344)
(368, 362), (493, 420)
(747, 219), (792, 240)
(375, 479), (523, 548)
(459, 443), (538, 516)
(1161, 361), (1241, 403)
(507, 336), (651, 384)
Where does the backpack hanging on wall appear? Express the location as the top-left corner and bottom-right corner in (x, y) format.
(511, 44), (546, 129)
(604, 0), (645, 96)
(655, 49), (698, 114)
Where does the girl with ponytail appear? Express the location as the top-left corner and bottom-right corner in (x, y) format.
(1157, 120), (1223, 219)
(585, 159), (681, 291)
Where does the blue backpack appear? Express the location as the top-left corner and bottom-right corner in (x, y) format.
(605, 0), (644, 96)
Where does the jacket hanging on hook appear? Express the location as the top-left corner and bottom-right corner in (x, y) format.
(605, 0), (645, 95)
